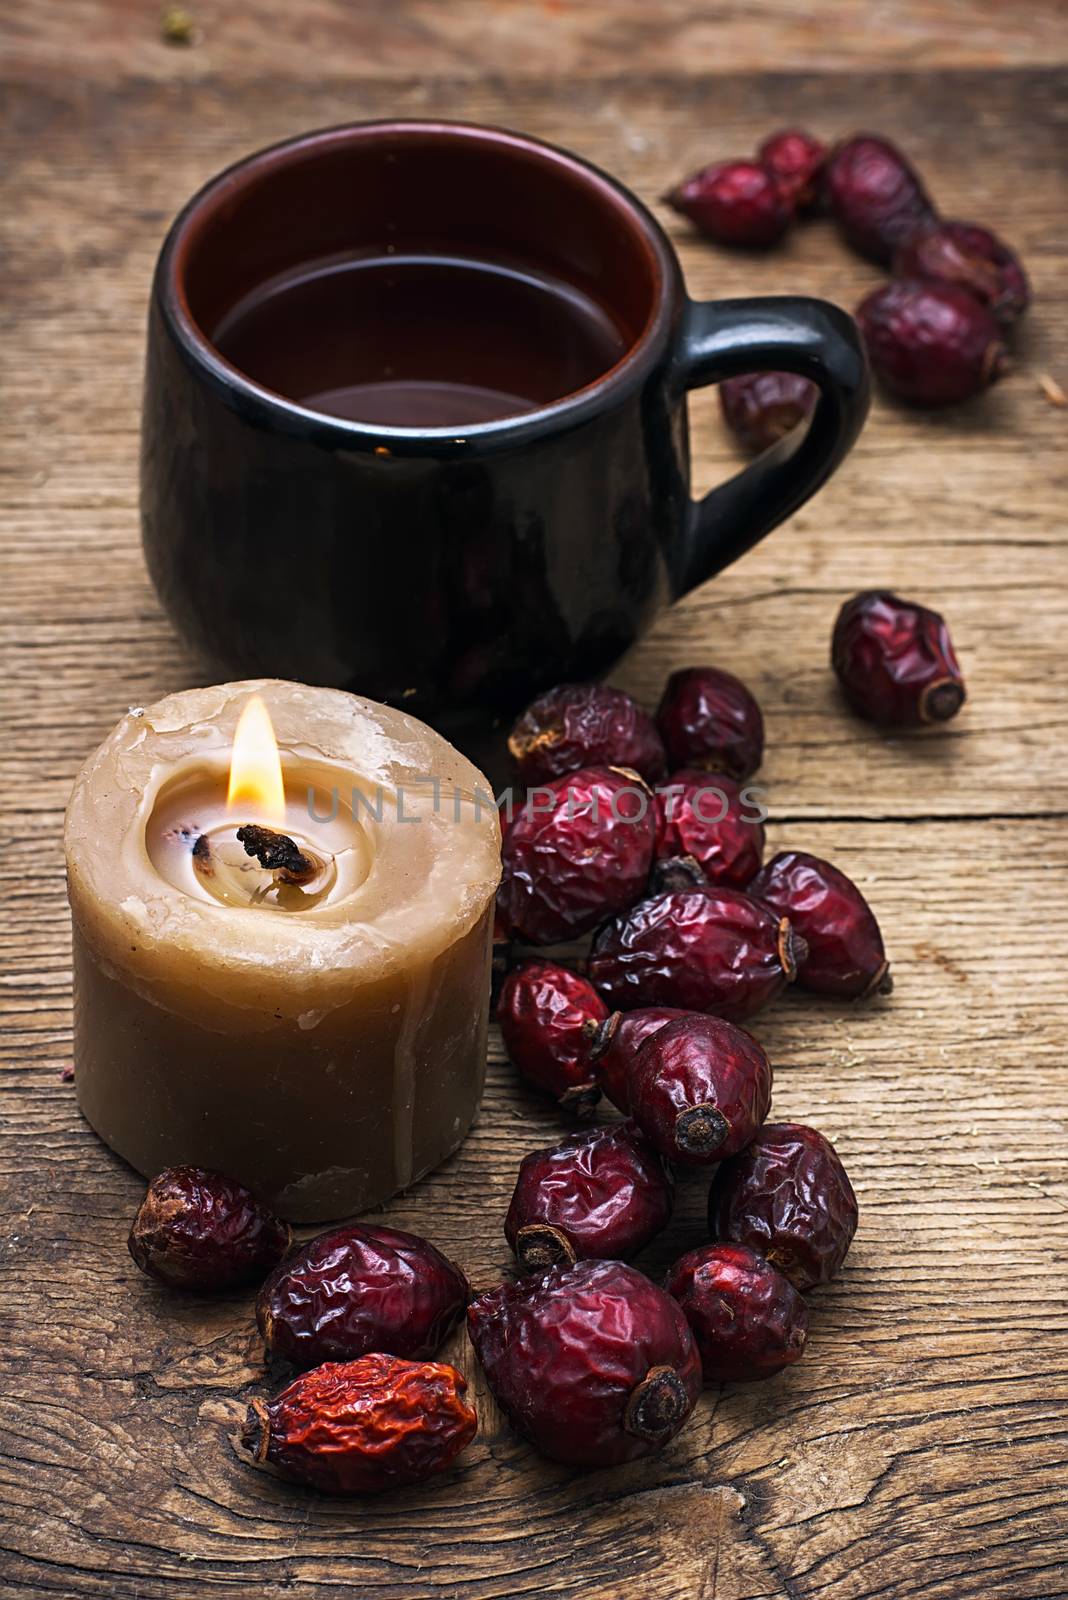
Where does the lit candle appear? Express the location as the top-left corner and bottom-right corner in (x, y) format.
(64, 680), (501, 1221)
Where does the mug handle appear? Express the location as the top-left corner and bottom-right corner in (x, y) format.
(667, 296), (870, 599)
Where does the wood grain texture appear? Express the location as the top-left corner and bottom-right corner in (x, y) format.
(2, 19), (1067, 1600)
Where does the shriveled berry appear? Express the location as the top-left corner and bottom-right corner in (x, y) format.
(894, 220), (1030, 327)
(666, 160), (791, 247)
(824, 133), (936, 263)
(256, 1224), (469, 1369)
(128, 1166), (290, 1290)
(588, 1006), (692, 1115)
(857, 279), (1007, 406)
(589, 887), (805, 1021)
(505, 1122), (674, 1271)
(749, 850), (891, 998)
(498, 766), (656, 944)
(720, 371), (818, 453)
(665, 1243), (808, 1382)
(241, 1353), (476, 1493)
(629, 1014), (771, 1165)
(656, 667), (764, 780)
(507, 684), (666, 786)
(656, 770), (764, 888)
(709, 1122), (858, 1291)
(832, 589), (966, 725)
(468, 1259), (701, 1467)
(498, 959), (606, 1113)
(757, 128), (827, 211)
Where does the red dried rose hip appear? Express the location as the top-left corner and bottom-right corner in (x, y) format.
(823, 133), (936, 263)
(589, 887), (805, 1021)
(498, 959), (606, 1113)
(719, 372), (818, 453)
(666, 160), (792, 247)
(468, 1259), (701, 1467)
(894, 220), (1030, 327)
(655, 770), (764, 888)
(504, 1122), (674, 1270)
(241, 1353), (476, 1493)
(748, 850), (891, 997)
(832, 590), (966, 726)
(656, 667), (764, 779)
(507, 684), (666, 785)
(256, 1223), (469, 1369)
(757, 128), (827, 211)
(629, 1014), (772, 1165)
(497, 766), (656, 944)
(665, 1243), (809, 1382)
(709, 1122), (858, 1291)
(128, 1166), (290, 1290)
(857, 279), (1007, 406)
(588, 1006), (692, 1115)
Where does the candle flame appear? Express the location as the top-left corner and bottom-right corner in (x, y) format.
(227, 694), (285, 824)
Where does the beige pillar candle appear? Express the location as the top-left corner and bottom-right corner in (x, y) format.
(64, 680), (501, 1221)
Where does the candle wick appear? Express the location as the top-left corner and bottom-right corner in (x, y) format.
(236, 824), (316, 885)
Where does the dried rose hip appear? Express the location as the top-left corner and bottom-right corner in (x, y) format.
(589, 887), (804, 1022)
(709, 1122), (858, 1291)
(655, 666), (764, 780)
(497, 766), (656, 944)
(656, 770), (764, 888)
(648, 854), (708, 895)
(498, 959), (606, 1113)
(629, 1014), (771, 1165)
(468, 1259), (701, 1467)
(256, 1223), (469, 1369)
(507, 683), (666, 786)
(665, 1243), (808, 1382)
(748, 850), (891, 998)
(505, 1122), (674, 1270)
(894, 220), (1030, 328)
(856, 279), (1007, 406)
(588, 1006), (691, 1115)
(666, 160), (791, 247)
(823, 133), (936, 263)
(128, 1166), (290, 1290)
(719, 371), (818, 453)
(832, 589), (966, 725)
(757, 128), (827, 211)
(241, 1353), (476, 1494)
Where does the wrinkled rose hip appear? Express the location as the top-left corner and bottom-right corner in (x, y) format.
(719, 372), (818, 453)
(894, 220), (1030, 328)
(629, 1014), (772, 1164)
(498, 959), (606, 1113)
(748, 850), (891, 997)
(468, 1259), (701, 1467)
(857, 280), (1007, 406)
(241, 1354), (476, 1493)
(497, 766), (656, 943)
(656, 770), (764, 888)
(757, 128), (827, 211)
(666, 160), (792, 247)
(588, 1006), (692, 1115)
(823, 133), (936, 263)
(507, 683), (666, 786)
(589, 887), (805, 1021)
(504, 1122), (674, 1270)
(128, 1166), (290, 1290)
(832, 590), (966, 725)
(656, 667), (764, 779)
(709, 1122), (858, 1291)
(665, 1243), (809, 1382)
(256, 1223), (469, 1369)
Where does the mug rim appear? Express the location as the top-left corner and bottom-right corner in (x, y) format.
(156, 118), (682, 450)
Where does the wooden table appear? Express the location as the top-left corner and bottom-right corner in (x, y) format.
(2, 4), (1067, 1595)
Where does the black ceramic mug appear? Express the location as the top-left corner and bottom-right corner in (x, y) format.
(143, 120), (869, 747)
